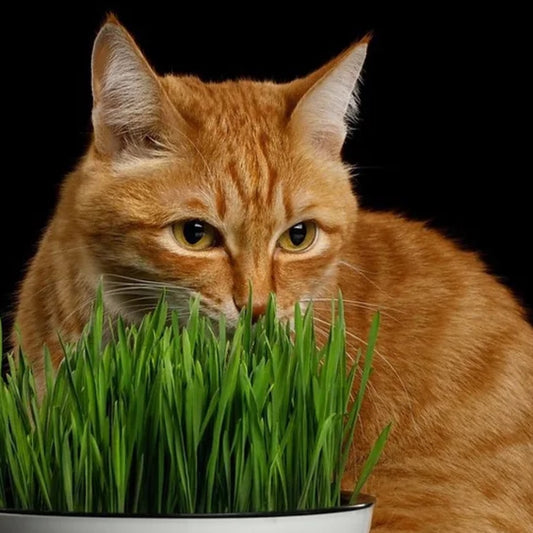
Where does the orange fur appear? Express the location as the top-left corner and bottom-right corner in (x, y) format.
(13, 18), (533, 531)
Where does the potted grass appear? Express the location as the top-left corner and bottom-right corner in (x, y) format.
(0, 293), (389, 532)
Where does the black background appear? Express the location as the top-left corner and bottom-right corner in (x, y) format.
(1, 4), (531, 329)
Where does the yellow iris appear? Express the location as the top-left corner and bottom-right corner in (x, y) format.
(278, 221), (317, 252)
(172, 220), (218, 251)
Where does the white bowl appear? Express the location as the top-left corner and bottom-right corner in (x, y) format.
(0, 496), (374, 533)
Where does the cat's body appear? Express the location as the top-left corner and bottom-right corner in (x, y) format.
(12, 18), (533, 532)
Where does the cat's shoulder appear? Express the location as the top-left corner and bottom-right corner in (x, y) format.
(352, 209), (532, 324)
(355, 209), (473, 259)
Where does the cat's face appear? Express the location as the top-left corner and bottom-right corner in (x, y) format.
(77, 20), (367, 325)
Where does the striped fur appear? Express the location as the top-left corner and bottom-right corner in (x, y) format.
(13, 18), (533, 532)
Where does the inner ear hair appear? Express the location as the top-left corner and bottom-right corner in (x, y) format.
(288, 37), (369, 159)
(91, 19), (164, 157)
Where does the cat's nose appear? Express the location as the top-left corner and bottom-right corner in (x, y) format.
(250, 303), (267, 323)
(233, 299), (266, 323)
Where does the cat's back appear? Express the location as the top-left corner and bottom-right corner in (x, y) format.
(340, 209), (533, 531)
(350, 208), (531, 330)
(346, 208), (533, 388)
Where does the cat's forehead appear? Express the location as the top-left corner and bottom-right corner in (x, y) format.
(162, 77), (291, 141)
(162, 76), (298, 207)
(181, 131), (296, 237)
(152, 76), (347, 236)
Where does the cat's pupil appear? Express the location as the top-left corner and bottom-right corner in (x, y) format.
(289, 223), (307, 246)
(183, 220), (205, 244)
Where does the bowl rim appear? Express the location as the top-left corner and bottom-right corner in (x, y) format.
(0, 494), (375, 519)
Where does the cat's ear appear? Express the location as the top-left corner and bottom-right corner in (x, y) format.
(91, 16), (163, 156)
(289, 38), (369, 158)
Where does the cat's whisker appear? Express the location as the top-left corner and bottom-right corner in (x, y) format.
(103, 279), (218, 324)
(126, 302), (192, 319)
(103, 287), (179, 299)
(112, 294), (164, 306)
(313, 315), (416, 429)
(53, 284), (169, 334)
(337, 260), (377, 276)
(103, 287), (194, 306)
(167, 305), (192, 315)
(102, 274), (195, 299)
(102, 286), (161, 295)
(123, 305), (161, 316)
(338, 260), (391, 296)
(301, 296), (399, 313)
(311, 321), (382, 418)
(310, 321), (331, 344)
(118, 299), (192, 317)
(308, 317), (387, 429)
(99, 275), (220, 327)
(43, 243), (100, 257)
(55, 294), (101, 334)
(102, 273), (190, 288)
(301, 297), (399, 321)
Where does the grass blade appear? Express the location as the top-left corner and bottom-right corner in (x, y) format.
(0, 291), (387, 514)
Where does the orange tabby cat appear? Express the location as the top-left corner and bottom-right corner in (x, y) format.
(13, 16), (533, 532)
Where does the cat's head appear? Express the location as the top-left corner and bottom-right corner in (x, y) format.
(77, 16), (368, 324)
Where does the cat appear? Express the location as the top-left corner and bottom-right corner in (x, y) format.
(11, 15), (533, 532)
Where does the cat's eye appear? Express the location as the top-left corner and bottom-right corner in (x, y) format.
(278, 221), (317, 252)
(172, 219), (219, 251)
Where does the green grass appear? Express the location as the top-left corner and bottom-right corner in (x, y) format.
(0, 292), (389, 514)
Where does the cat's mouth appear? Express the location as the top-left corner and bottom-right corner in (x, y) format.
(100, 273), (298, 332)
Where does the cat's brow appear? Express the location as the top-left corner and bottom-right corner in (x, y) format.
(290, 203), (327, 224)
(294, 202), (320, 215)
(183, 198), (209, 212)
